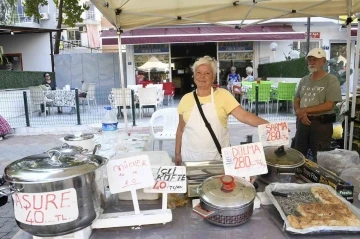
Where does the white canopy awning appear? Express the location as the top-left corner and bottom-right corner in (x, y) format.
(91, 0), (360, 31)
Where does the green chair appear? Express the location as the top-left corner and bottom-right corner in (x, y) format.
(260, 81), (273, 85)
(272, 82), (297, 114)
(241, 81), (252, 87)
(247, 83), (272, 114)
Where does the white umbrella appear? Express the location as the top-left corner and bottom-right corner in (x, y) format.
(138, 56), (169, 72)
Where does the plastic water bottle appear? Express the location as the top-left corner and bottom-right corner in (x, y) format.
(101, 107), (118, 149)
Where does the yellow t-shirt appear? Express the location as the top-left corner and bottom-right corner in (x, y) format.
(177, 88), (240, 128)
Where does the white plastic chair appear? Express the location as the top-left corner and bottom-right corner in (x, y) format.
(110, 88), (134, 118)
(137, 87), (159, 119)
(79, 83), (97, 112)
(28, 86), (53, 117)
(149, 108), (179, 150)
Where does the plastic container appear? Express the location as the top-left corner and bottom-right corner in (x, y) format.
(101, 107), (118, 150)
(102, 106), (118, 133)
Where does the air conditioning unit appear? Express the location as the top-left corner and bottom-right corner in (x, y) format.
(79, 26), (87, 32)
(40, 13), (49, 20)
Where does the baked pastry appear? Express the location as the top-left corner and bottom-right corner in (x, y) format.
(286, 187), (360, 229)
(311, 186), (342, 204)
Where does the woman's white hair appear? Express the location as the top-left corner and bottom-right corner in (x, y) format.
(246, 66), (253, 74)
(192, 56), (217, 80)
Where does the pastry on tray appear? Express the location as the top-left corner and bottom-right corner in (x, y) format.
(286, 187), (360, 229)
(311, 186), (342, 204)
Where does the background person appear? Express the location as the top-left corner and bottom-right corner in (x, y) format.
(6, 61), (14, 71)
(42, 73), (62, 114)
(175, 56), (268, 165)
(243, 66), (254, 82)
(293, 48), (341, 162)
(226, 66), (241, 93)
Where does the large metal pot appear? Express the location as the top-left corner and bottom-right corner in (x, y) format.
(259, 146), (305, 184)
(193, 175), (256, 227)
(0, 150), (108, 237)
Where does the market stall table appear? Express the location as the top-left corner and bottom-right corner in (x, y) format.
(15, 179), (360, 239)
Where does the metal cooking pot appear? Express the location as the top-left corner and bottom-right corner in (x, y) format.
(50, 143), (86, 155)
(51, 143), (101, 156)
(60, 133), (95, 151)
(193, 175), (256, 227)
(0, 150), (108, 237)
(259, 146), (305, 184)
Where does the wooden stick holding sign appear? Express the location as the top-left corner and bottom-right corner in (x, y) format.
(106, 155), (154, 214)
(222, 142), (268, 178)
(258, 121), (289, 147)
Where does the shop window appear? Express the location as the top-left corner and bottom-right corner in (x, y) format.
(67, 30), (81, 41)
(134, 54), (170, 84)
(218, 52), (254, 86)
(292, 41), (321, 57)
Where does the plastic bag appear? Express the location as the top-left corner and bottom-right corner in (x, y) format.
(340, 166), (360, 194)
(317, 149), (360, 176)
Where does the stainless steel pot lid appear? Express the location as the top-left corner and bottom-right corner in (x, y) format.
(199, 175), (256, 209)
(4, 150), (108, 184)
(64, 133), (94, 141)
(264, 146), (305, 168)
(50, 143), (86, 155)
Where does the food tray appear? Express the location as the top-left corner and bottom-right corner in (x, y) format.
(265, 183), (360, 234)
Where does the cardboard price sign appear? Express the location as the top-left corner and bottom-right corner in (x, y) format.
(222, 142), (268, 177)
(106, 155), (154, 194)
(144, 166), (187, 193)
(258, 121), (289, 147)
(12, 188), (79, 225)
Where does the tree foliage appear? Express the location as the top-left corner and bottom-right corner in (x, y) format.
(0, 0), (16, 25)
(23, 0), (89, 54)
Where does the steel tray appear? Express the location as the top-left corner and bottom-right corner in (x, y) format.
(265, 183), (360, 234)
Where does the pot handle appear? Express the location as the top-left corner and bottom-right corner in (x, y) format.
(92, 144), (101, 155)
(192, 204), (215, 218)
(47, 149), (62, 165)
(277, 172), (296, 176)
(220, 175), (235, 191)
(0, 185), (19, 196)
(275, 168), (296, 176)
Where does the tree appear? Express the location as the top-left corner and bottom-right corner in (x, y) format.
(23, 0), (89, 54)
(0, 0), (16, 25)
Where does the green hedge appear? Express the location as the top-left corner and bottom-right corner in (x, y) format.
(0, 71), (55, 90)
(258, 57), (308, 78)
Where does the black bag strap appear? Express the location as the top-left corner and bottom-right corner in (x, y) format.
(193, 91), (222, 156)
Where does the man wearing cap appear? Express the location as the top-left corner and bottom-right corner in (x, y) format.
(293, 48), (341, 162)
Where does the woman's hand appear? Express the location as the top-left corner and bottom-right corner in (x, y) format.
(175, 154), (182, 166)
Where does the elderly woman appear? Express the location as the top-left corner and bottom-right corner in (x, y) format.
(175, 56), (268, 165)
(243, 66), (255, 82)
(226, 66), (241, 92)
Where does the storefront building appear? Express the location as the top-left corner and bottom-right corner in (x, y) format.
(100, 25), (306, 95)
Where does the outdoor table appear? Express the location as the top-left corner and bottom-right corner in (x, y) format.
(44, 89), (76, 107)
(17, 178), (360, 239)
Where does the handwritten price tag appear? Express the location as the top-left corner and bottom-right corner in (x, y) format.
(144, 166), (187, 193)
(12, 188), (79, 225)
(106, 155), (154, 194)
(222, 142), (268, 177)
(258, 121), (289, 147)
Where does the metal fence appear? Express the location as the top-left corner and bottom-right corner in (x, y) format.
(0, 86), (295, 129)
(0, 88), (140, 128)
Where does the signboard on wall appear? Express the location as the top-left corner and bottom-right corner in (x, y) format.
(218, 52), (253, 61)
(134, 44), (169, 54)
(305, 32), (320, 39)
(218, 42), (253, 51)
